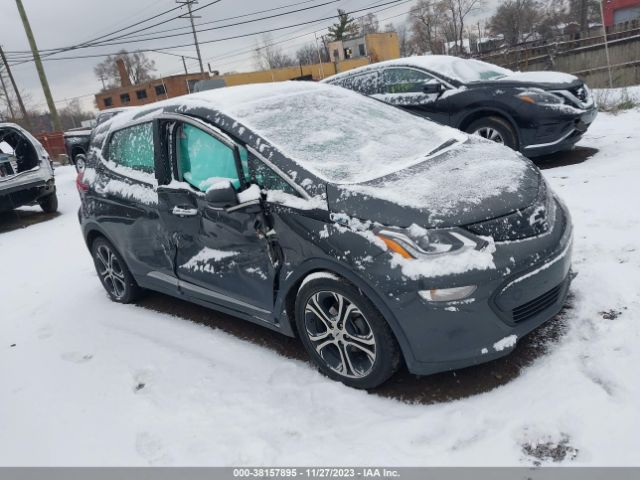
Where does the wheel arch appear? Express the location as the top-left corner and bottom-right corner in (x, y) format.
(82, 222), (117, 252)
(457, 108), (520, 149)
(275, 259), (415, 366)
(71, 145), (86, 156)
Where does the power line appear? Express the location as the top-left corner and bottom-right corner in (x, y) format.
(28, 1), (415, 110)
(8, 0), (407, 66)
(207, 0), (414, 70)
(81, 0), (327, 45)
(5, 0), (341, 58)
(4, 0), (224, 64)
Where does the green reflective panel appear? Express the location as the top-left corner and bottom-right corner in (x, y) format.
(108, 123), (154, 173)
(383, 68), (433, 94)
(178, 124), (245, 191)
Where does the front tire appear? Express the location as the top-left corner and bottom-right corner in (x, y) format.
(91, 237), (140, 303)
(295, 275), (401, 389)
(467, 116), (518, 150)
(38, 191), (58, 213)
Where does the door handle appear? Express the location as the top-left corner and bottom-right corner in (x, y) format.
(171, 206), (198, 217)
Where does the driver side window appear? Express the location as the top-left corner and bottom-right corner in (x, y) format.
(247, 154), (300, 197)
(382, 68), (436, 94)
(176, 123), (248, 192)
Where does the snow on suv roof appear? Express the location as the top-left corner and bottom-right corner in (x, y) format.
(107, 81), (467, 184)
(325, 55), (513, 84)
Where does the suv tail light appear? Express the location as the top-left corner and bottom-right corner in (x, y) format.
(76, 170), (89, 193)
(75, 156), (89, 193)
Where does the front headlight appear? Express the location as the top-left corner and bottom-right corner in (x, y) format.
(517, 89), (564, 106)
(375, 226), (483, 260)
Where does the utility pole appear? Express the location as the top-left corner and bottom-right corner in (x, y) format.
(177, 0), (205, 78)
(599, 0), (614, 88)
(314, 32), (325, 79)
(14, 0), (61, 131)
(0, 46), (30, 128)
(0, 67), (16, 119)
(181, 56), (189, 76)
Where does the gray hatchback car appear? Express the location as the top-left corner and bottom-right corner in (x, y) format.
(77, 82), (572, 388)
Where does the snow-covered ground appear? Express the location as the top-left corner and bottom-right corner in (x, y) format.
(1, 109), (639, 466)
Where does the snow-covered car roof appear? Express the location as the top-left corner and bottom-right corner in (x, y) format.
(324, 55), (581, 86)
(324, 55), (513, 84)
(103, 82), (467, 184)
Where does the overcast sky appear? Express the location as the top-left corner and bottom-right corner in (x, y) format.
(0, 0), (499, 113)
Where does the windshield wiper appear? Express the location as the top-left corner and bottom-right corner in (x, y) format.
(425, 138), (459, 157)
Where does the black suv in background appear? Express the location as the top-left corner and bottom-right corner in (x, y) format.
(76, 82), (573, 389)
(323, 55), (597, 157)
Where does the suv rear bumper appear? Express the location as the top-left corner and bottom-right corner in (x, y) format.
(0, 178), (55, 212)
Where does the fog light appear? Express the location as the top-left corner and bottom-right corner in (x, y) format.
(419, 285), (477, 302)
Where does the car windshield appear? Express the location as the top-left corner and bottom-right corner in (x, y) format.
(219, 84), (466, 184)
(449, 58), (511, 82)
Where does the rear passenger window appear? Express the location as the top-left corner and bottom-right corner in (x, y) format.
(107, 123), (154, 173)
(382, 68), (435, 94)
(177, 123), (248, 192)
(336, 71), (379, 95)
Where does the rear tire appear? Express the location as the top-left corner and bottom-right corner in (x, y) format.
(295, 275), (401, 389)
(91, 236), (140, 303)
(466, 116), (518, 150)
(38, 191), (58, 213)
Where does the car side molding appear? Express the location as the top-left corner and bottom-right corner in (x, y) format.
(147, 271), (272, 316)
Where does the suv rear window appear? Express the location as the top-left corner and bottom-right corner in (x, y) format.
(107, 123), (155, 173)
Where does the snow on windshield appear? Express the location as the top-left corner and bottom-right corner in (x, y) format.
(211, 83), (465, 184)
(447, 58), (512, 82)
(371, 56), (513, 84)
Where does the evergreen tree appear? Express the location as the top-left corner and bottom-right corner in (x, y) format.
(327, 9), (360, 41)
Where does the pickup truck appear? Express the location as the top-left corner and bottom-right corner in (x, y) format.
(63, 107), (131, 166)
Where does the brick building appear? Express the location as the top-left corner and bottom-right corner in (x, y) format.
(94, 33), (401, 111)
(95, 59), (208, 110)
(602, 0), (640, 27)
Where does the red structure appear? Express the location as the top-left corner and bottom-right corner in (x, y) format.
(34, 132), (66, 159)
(602, 0), (640, 27)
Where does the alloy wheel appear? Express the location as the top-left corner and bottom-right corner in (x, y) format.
(474, 127), (505, 144)
(95, 244), (127, 299)
(303, 291), (377, 379)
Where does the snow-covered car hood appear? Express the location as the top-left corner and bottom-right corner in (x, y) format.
(327, 138), (542, 228)
(490, 71), (581, 88)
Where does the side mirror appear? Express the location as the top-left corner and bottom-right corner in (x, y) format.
(205, 180), (238, 209)
(422, 82), (444, 94)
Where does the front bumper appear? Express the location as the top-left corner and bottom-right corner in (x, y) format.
(521, 107), (597, 157)
(378, 201), (573, 376)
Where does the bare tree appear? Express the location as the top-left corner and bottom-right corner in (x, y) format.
(361, 13), (380, 34)
(439, 0), (485, 53)
(296, 42), (328, 65)
(396, 23), (414, 57)
(94, 50), (156, 89)
(409, 0), (447, 54)
(488, 0), (543, 46)
(254, 35), (296, 70)
(537, 0), (570, 41)
(58, 99), (94, 130)
(568, 0), (600, 35)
